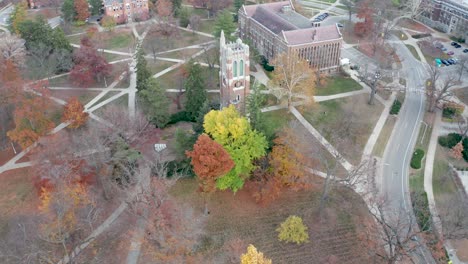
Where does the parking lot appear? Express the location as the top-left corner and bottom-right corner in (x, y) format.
(434, 39), (467, 68)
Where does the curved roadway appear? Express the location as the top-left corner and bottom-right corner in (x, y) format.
(381, 38), (436, 263)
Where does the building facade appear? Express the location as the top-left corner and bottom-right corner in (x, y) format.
(419, 0), (468, 40)
(238, 1), (342, 72)
(104, 0), (149, 23)
(219, 31), (250, 111)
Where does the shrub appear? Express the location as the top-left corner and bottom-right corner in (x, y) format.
(411, 33), (431, 39)
(411, 191), (431, 231)
(410, 148), (425, 169)
(438, 133), (462, 148)
(276, 215), (309, 244)
(450, 35), (465, 43)
(390, 99), (402, 115)
(168, 111), (194, 125)
(260, 56), (274, 72)
(443, 107), (456, 119)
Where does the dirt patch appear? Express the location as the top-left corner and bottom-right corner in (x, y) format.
(169, 178), (376, 263)
(451, 239), (468, 262)
(398, 18), (433, 33)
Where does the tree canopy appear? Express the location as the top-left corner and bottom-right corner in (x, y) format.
(186, 134), (235, 193)
(213, 10), (236, 41)
(241, 244), (272, 264)
(204, 105), (268, 191)
(276, 215), (309, 244)
(184, 60), (207, 120)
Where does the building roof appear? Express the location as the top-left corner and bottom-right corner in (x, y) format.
(243, 1), (312, 34)
(281, 25), (341, 45)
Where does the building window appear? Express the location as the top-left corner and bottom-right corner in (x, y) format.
(240, 59), (244, 76)
(233, 61), (238, 77)
(237, 94), (240, 101)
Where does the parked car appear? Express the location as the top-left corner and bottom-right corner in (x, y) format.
(337, 23), (344, 27)
(447, 51), (454, 55)
(455, 44), (462, 48)
(441, 47), (447, 51)
(451, 42), (458, 46)
(441, 59), (450, 66)
(464, 49), (468, 53)
(448, 59), (457, 64)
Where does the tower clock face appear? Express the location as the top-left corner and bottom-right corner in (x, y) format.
(235, 81), (243, 87)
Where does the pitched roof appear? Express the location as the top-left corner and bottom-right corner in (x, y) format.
(243, 1), (312, 34)
(282, 25), (342, 45)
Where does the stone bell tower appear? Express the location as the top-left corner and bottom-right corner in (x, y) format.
(219, 30), (250, 112)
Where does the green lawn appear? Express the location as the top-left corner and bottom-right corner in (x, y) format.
(315, 76), (362, 96)
(300, 94), (384, 164)
(106, 34), (134, 50)
(258, 109), (293, 143)
(372, 116), (396, 157)
(198, 20), (215, 34)
(405, 44), (421, 61)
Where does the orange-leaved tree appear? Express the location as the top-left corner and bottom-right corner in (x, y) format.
(186, 134), (234, 214)
(63, 97), (88, 128)
(269, 50), (316, 108)
(74, 0), (90, 22)
(7, 81), (55, 149)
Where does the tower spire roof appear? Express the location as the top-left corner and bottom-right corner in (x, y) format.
(220, 30), (226, 46)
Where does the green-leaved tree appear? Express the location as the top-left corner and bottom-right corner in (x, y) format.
(140, 78), (170, 128)
(247, 81), (265, 131)
(204, 105), (268, 191)
(135, 46), (152, 91)
(8, 2), (27, 35)
(184, 60), (207, 120)
(213, 10), (236, 41)
(61, 0), (76, 22)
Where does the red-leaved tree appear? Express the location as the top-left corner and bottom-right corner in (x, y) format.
(70, 37), (112, 87)
(74, 0), (90, 22)
(62, 97), (88, 128)
(186, 134), (234, 214)
(354, 0), (374, 37)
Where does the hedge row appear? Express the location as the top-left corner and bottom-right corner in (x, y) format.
(410, 148), (425, 169)
(390, 99), (402, 115)
(167, 111), (194, 125)
(411, 33), (431, 39)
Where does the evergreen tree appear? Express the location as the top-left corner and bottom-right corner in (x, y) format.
(172, 0), (182, 16)
(8, 2), (27, 35)
(135, 46), (152, 91)
(140, 78), (170, 128)
(192, 100), (211, 134)
(178, 7), (190, 27)
(213, 10), (236, 41)
(247, 82), (265, 131)
(18, 17), (72, 53)
(89, 0), (102, 15)
(62, 0), (76, 22)
(184, 60), (207, 120)
(234, 0), (245, 11)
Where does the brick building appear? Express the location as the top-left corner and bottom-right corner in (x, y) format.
(238, 1), (342, 72)
(219, 31), (250, 111)
(419, 0), (468, 40)
(104, 0), (149, 23)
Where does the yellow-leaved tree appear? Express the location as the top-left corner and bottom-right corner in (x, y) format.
(276, 215), (309, 244)
(269, 50), (316, 108)
(203, 105), (267, 192)
(241, 244), (272, 264)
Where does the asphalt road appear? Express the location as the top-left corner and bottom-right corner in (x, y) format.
(382, 38), (436, 263)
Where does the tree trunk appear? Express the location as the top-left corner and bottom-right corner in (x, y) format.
(319, 169), (332, 215)
(368, 88), (376, 105)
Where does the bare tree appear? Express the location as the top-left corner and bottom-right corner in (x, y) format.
(341, 0), (355, 22)
(27, 43), (73, 80)
(0, 34), (26, 66)
(364, 196), (426, 264)
(426, 64), (458, 112)
(457, 55), (468, 82)
(189, 14), (201, 33)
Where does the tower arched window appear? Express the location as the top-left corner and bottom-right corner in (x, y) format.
(233, 61), (238, 77)
(240, 59), (244, 76)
